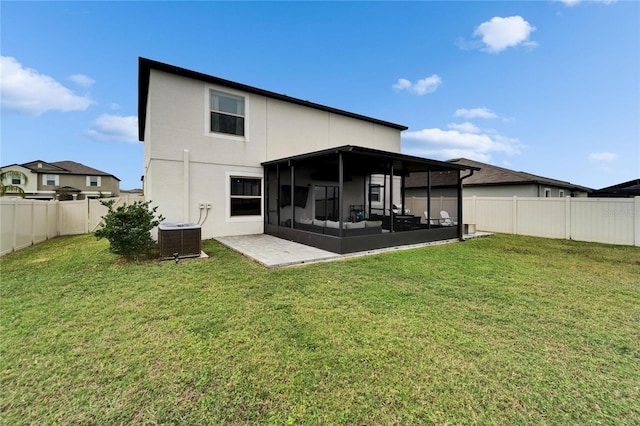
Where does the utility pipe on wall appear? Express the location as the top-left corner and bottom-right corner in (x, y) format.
(183, 149), (190, 222)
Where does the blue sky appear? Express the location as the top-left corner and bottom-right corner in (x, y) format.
(1, 1), (638, 190)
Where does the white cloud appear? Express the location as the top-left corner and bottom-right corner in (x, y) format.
(589, 152), (618, 161)
(68, 74), (95, 87)
(393, 75), (442, 95)
(448, 122), (481, 133)
(403, 127), (521, 162)
(473, 16), (537, 53)
(0, 56), (92, 116)
(454, 107), (498, 119)
(85, 114), (138, 143)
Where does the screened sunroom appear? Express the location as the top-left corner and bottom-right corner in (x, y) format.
(262, 145), (478, 254)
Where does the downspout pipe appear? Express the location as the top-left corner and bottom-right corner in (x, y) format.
(458, 169), (475, 240)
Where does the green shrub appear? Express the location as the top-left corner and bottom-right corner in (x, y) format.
(94, 200), (165, 260)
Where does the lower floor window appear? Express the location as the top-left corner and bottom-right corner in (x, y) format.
(230, 177), (262, 216)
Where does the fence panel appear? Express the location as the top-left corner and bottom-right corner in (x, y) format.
(0, 198), (59, 255)
(474, 197), (515, 234)
(32, 202), (50, 245)
(14, 200), (35, 251)
(0, 199), (17, 256)
(47, 202), (58, 239)
(516, 198), (566, 239)
(570, 198), (636, 246)
(59, 200), (89, 235)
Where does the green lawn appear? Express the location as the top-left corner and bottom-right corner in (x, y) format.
(1, 234), (638, 425)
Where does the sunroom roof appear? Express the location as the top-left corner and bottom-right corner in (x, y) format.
(262, 145), (480, 175)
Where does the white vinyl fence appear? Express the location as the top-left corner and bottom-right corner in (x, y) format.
(3, 195), (638, 255)
(1, 195), (144, 256)
(408, 196), (640, 247)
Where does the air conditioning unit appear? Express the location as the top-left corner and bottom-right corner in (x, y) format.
(158, 222), (202, 260)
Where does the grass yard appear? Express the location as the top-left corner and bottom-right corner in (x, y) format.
(1, 233), (638, 425)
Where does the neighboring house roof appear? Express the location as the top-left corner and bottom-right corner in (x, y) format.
(138, 57), (409, 142)
(6, 160), (120, 181)
(590, 179), (640, 197)
(406, 158), (592, 192)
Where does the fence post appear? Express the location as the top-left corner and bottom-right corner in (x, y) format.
(512, 196), (518, 235)
(635, 196), (640, 247)
(30, 200), (35, 247)
(565, 196), (571, 240)
(85, 198), (90, 234)
(11, 198), (18, 254)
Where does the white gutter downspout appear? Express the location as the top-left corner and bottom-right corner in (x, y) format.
(458, 169), (475, 240)
(183, 149), (190, 222)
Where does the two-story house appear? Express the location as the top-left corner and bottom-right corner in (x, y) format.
(139, 58), (476, 254)
(0, 160), (120, 200)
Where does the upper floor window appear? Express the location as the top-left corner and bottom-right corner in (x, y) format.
(87, 176), (102, 187)
(210, 90), (245, 136)
(11, 177), (22, 185)
(43, 174), (59, 186)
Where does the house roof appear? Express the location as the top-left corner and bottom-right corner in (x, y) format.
(262, 145), (480, 175)
(138, 57), (409, 142)
(5, 160), (120, 181)
(591, 179), (640, 197)
(406, 158), (591, 192)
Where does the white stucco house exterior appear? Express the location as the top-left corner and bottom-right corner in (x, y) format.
(139, 58), (474, 253)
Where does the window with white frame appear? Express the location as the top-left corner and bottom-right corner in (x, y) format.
(559, 190), (565, 197)
(11, 176), (22, 185)
(544, 188), (551, 198)
(210, 90), (245, 136)
(230, 177), (261, 216)
(42, 174), (59, 186)
(87, 176), (101, 187)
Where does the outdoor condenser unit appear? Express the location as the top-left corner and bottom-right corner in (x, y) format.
(158, 222), (202, 260)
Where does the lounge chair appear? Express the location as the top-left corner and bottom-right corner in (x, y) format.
(424, 211), (439, 225)
(440, 210), (457, 226)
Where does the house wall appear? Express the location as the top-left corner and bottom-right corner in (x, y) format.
(407, 184), (587, 199)
(52, 174), (120, 198)
(144, 69), (402, 239)
(462, 184), (586, 198)
(1, 165), (38, 194)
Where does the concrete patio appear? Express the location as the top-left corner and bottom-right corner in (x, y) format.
(215, 232), (492, 268)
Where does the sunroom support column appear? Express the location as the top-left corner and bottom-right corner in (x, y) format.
(427, 168), (432, 229)
(276, 164), (281, 227)
(264, 166), (268, 231)
(457, 169), (463, 239)
(389, 164), (394, 232)
(400, 170), (406, 215)
(290, 162), (295, 229)
(338, 152), (344, 238)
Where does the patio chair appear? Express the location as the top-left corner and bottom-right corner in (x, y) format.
(440, 210), (457, 226)
(424, 211), (439, 225)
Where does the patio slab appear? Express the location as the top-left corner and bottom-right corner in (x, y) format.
(215, 232), (492, 268)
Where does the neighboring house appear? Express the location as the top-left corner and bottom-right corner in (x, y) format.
(0, 160), (120, 200)
(590, 179), (640, 198)
(139, 58), (475, 253)
(406, 158), (591, 198)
